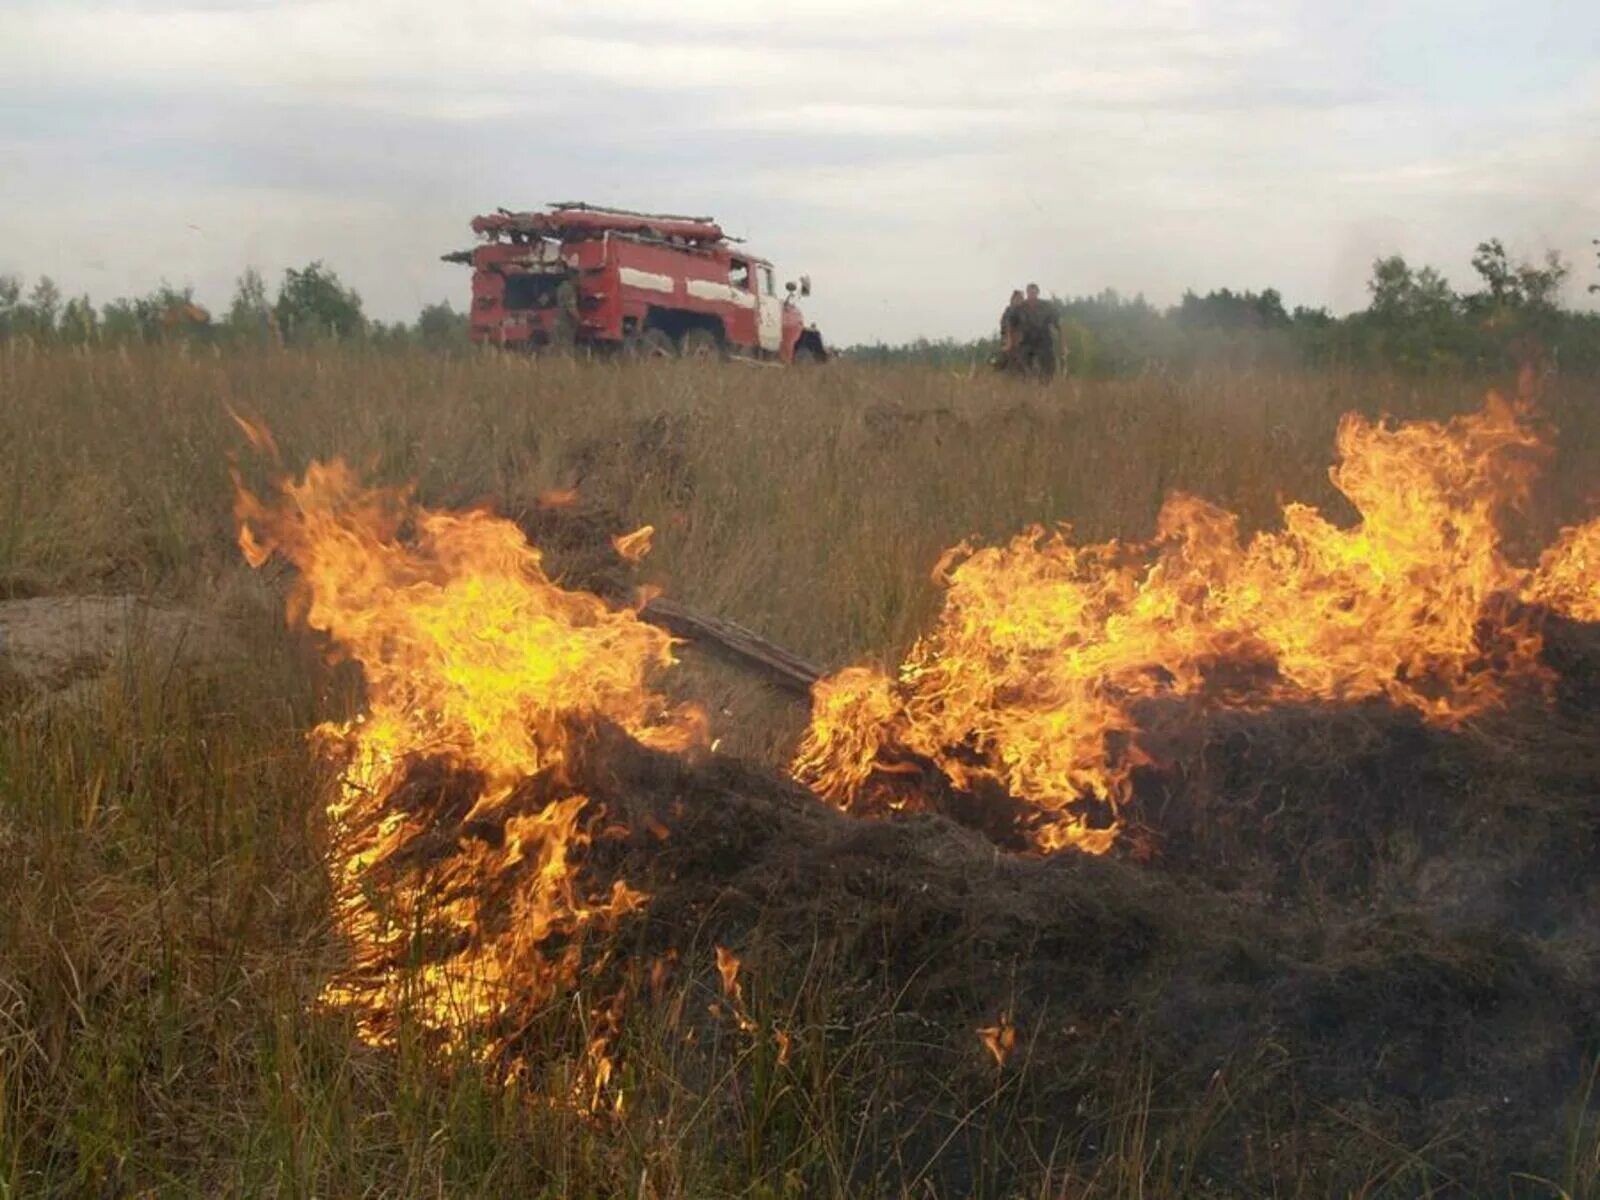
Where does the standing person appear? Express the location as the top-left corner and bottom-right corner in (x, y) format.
(997, 288), (1025, 371)
(549, 275), (580, 353)
(1017, 283), (1059, 380)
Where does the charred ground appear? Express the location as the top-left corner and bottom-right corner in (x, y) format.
(322, 485), (1600, 1195)
(352, 615), (1600, 1196)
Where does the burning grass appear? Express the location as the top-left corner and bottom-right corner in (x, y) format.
(797, 395), (1600, 855)
(4, 345), (1600, 1196)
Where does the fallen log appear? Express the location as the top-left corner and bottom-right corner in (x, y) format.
(508, 498), (823, 698)
(639, 597), (822, 697)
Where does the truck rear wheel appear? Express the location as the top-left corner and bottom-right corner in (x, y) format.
(626, 328), (676, 359)
(678, 327), (722, 360)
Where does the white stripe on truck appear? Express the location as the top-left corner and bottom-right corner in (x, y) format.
(686, 279), (757, 309)
(619, 267), (676, 294)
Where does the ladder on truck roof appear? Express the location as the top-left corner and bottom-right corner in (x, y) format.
(547, 202), (716, 224)
(471, 204), (738, 247)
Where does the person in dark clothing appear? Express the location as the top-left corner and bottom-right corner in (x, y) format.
(549, 276), (580, 352)
(1016, 282), (1058, 380)
(998, 289), (1025, 370)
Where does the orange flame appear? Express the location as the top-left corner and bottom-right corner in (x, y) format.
(233, 449), (704, 1068)
(711, 945), (758, 1035)
(538, 486), (580, 509)
(1529, 516), (1600, 622)
(227, 406), (281, 462)
(612, 523), (656, 564)
(796, 397), (1600, 853)
(978, 1016), (1016, 1067)
(715, 944), (743, 1005)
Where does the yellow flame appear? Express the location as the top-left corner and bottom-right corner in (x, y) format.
(1530, 516), (1600, 622)
(978, 1016), (1015, 1067)
(797, 397), (1600, 853)
(715, 944), (743, 1005)
(234, 450), (704, 1070)
(612, 523), (656, 564)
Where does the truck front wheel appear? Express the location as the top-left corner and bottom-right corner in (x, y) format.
(678, 327), (722, 360)
(626, 328), (676, 359)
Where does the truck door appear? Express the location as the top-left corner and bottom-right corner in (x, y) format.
(755, 264), (781, 355)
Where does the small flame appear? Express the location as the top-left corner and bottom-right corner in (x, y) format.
(712, 945), (757, 1034)
(227, 406), (281, 462)
(538, 487), (581, 509)
(715, 944), (743, 1005)
(978, 1016), (1015, 1067)
(1529, 517), (1600, 621)
(796, 397), (1600, 852)
(612, 523), (656, 564)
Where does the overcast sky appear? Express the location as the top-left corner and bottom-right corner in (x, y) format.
(2, 0), (1596, 344)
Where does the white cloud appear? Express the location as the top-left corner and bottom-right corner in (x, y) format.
(0, 0), (1311, 112)
(1, 0), (1596, 340)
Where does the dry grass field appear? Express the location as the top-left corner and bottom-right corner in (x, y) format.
(3, 344), (1600, 1197)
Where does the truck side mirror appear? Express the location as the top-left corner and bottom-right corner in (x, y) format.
(786, 280), (798, 294)
(800, 275), (812, 297)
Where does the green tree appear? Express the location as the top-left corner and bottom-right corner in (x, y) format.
(275, 261), (364, 343)
(0, 275), (20, 338)
(1173, 287), (1290, 331)
(100, 297), (142, 342)
(0, 275), (63, 340)
(59, 295), (98, 343)
(226, 267), (275, 342)
(1366, 255), (1455, 323)
(1515, 250), (1567, 311)
(96, 283), (202, 343)
(366, 320), (413, 351)
(1356, 255), (1465, 369)
(415, 300), (468, 351)
(1469, 239), (1517, 306)
(1460, 240), (1572, 370)
(1468, 239), (1567, 311)
(24, 276), (61, 338)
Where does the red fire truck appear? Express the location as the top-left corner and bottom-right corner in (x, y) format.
(443, 204), (828, 363)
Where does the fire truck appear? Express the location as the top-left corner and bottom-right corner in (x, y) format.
(443, 204), (828, 363)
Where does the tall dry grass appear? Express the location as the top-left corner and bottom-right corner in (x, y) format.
(1, 344), (1597, 1196)
(8, 345), (1592, 653)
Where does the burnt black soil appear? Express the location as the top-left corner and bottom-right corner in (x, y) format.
(367, 502), (1600, 1195)
(569, 696), (1600, 1197)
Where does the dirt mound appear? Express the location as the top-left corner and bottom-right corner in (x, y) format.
(0, 595), (237, 701)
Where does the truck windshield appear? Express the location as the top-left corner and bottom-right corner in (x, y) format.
(503, 274), (562, 310)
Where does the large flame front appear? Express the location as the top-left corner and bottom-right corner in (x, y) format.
(796, 397), (1600, 852)
(235, 454), (703, 1059)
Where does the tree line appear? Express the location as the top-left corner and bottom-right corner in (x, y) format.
(848, 239), (1600, 375)
(0, 262), (469, 351)
(2, 239), (1598, 374)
